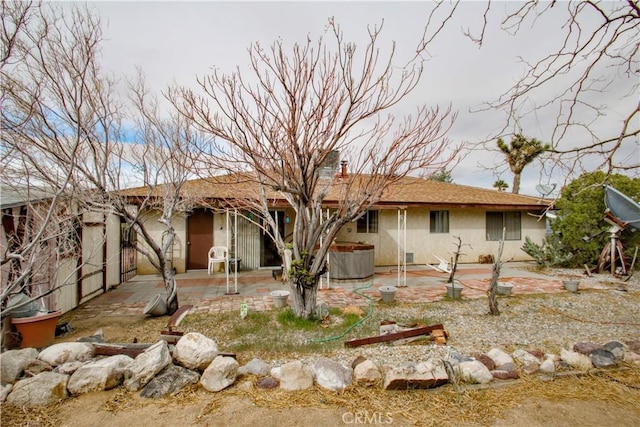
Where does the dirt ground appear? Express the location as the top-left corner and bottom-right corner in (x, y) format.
(36, 390), (640, 427)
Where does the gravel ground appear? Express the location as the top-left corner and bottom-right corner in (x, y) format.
(308, 269), (640, 367)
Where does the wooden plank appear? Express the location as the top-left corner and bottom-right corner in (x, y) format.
(344, 324), (444, 348)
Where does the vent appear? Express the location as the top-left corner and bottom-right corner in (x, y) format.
(405, 252), (414, 263)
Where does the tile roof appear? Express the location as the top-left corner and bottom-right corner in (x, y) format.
(120, 174), (549, 210)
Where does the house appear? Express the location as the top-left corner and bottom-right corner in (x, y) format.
(123, 174), (550, 275)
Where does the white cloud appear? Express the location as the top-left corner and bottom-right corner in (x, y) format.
(93, 1), (637, 196)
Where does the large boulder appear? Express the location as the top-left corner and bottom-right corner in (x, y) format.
(383, 360), (448, 390)
(455, 360), (493, 384)
(0, 348), (39, 384)
(278, 361), (313, 391)
(312, 358), (352, 391)
(140, 364), (200, 398)
(124, 341), (172, 392)
(67, 355), (133, 395)
(6, 372), (69, 407)
(38, 342), (94, 367)
(353, 359), (382, 387)
(200, 356), (239, 392)
(238, 358), (270, 376)
(486, 348), (514, 367)
(560, 349), (593, 370)
(173, 332), (218, 371)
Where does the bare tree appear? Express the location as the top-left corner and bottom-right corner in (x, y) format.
(466, 1), (639, 179)
(497, 134), (549, 194)
(1, 2), (106, 317)
(172, 19), (458, 318)
(1, 3), (198, 315)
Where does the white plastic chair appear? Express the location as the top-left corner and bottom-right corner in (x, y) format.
(208, 246), (229, 276)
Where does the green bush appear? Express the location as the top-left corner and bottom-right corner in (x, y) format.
(551, 171), (640, 267)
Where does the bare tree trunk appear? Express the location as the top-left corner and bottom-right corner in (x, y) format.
(488, 229), (506, 316)
(288, 278), (319, 319)
(164, 275), (179, 315)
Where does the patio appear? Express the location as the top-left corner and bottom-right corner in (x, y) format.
(72, 262), (599, 318)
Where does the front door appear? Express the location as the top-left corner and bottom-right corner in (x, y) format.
(187, 209), (213, 270)
(261, 210), (285, 267)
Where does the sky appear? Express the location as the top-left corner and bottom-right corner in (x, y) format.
(91, 1), (637, 197)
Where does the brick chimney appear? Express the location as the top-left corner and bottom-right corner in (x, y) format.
(340, 160), (347, 178)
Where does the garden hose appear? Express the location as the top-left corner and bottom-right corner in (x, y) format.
(307, 283), (374, 344)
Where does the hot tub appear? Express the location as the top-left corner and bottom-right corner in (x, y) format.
(328, 242), (375, 280)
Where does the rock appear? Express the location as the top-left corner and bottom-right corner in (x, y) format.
(200, 356), (239, 392)
(491, 369), (519, 380)
(124, 340), (172, 392)
(54, 361), (85, 375)
(312, 358), (352, 391)
(238, 358), (270, 376)
(474, 354), (495, 371)
(1, 384), (12, 403)
(589, 349), (617, 368)
(446, 350), (474, 365)
(521, 362), (540, 375)
(38, 342), (95, 367)
(512, 349), (541, 366)
(173, 332), (218, 371)
(455, 360), (493, 384)
(278, 361), (314, 391)
(68, 355), (133, 395)
(256, 377), (279, 389)
(140, 364), (200, 398)
(77, 329), (105, 343)
(603, 341), (626, 360)
(24, 359), (53, 376)
(353, 359), (381, 386)
(383, 359), (448, 390)
(572, 342), (600, 355)
(270, 366), (282, 379)
(486, 348), (514, 367)
(624, 351), (640, 365)
(626, 340), (640, 354)
(527, 349), (545, 359)
(540, 357), (556, 374)
(496, 362), (518, 372)
(7, 372), (69, 407)
(0, 348), (39, 384)
(560, 349), (593, 370)
(351, 355), (367, 369)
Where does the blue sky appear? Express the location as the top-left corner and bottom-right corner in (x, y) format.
(92, 1), (637, 196)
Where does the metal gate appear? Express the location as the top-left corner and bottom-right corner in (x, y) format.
(120, 222), (137, 283)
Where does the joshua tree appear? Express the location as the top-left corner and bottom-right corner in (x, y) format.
(496, 134), (549, 194)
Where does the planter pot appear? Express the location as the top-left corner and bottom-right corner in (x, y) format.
(11, 311), (61, 349)
(143, 294), (167, 316)
(497, 282), (514, 296)
(563, 280), (580, 293)
(270, 290), (290, 308)
(379, 286), (398, 303)
(446, 281), (463, 300)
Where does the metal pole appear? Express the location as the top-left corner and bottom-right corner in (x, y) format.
(234, 208), (238, 293)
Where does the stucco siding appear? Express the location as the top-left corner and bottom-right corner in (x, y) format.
(335, 207), (545, 266)
(136, 211), (188, 275)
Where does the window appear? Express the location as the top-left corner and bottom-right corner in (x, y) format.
(357, 210), (378, 233)
(430, 210), (449, 233)
(486, 211), (521, 241)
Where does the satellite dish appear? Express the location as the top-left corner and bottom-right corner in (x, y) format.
(536, 184), (556, 197)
